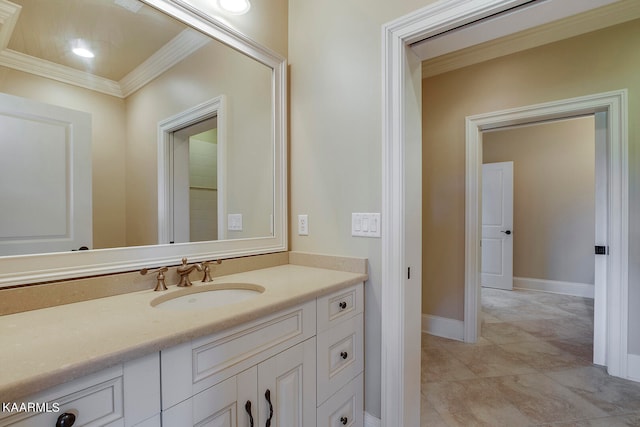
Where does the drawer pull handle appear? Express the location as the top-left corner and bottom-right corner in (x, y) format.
(56, 412), (76, 427)
(265, 389), (274, 427)
(340, 351), (348, 360)
(339, 301), (347, 310)
(245, 401), (254, 427)
(340, 416), (349, 425)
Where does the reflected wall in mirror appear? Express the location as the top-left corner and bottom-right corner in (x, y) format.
(0, 0), (274, 256)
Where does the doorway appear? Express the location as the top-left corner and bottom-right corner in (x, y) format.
(171, 117), (220, 243)
(382, 2), (631, 425)
(464, 92), (628, 370)
(480, 116), (598, 365)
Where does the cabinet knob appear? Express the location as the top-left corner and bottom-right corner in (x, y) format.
(56, 412), (76, 427)
(340, 416), (348, 425)
(340, 351), (348, 360)
(339, 301), (347, 310)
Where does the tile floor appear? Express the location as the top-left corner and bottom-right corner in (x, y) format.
(421, 288), (640, 426)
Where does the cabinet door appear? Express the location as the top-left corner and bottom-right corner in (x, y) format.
(0, 353), (159, 427)
(257, 339), (316, 427)
(161, 367), (257, 427)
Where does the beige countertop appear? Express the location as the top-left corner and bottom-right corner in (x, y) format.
(0, 263), (367, 402)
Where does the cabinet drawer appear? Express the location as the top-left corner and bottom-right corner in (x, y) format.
(317, 283), (363, 333)
(316, 373), (363, 427)
(317, 313), (363, 404)
(0, 366), (124, 427)
(161, 300), (316, 409)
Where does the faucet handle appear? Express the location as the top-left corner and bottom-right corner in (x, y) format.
(140, 266), (169, 291)
(201, 259), (222, 282)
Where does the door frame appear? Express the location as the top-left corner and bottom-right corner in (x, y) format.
(157, 95), (227, 244)
(464, 90), (629, 370)
(382, 1), (629, 425)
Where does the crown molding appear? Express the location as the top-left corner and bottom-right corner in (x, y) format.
(421, 0), (640, 78)
(0, 24), (209, 99)
(119, 29), (210, 98)
(0, 0), (20, 51)
(0, 49), (124, 96)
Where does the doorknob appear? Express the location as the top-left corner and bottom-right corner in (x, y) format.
(501, 230), (512, 235)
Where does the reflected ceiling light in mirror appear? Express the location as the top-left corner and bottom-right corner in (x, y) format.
(218, 0), (251, 15)
(70, 38), (95, 59)
(72, 47), (95, 58)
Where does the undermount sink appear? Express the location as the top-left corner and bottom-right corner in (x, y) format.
(150, 283), (264, 310)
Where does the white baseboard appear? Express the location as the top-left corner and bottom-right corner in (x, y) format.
(364, 411), (381, 427)
(513, 277), (594, 299)
(422, 314), (464, 341)
(628, 354), (640, 382)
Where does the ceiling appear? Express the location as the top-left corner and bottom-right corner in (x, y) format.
(0, 0), (210, 97)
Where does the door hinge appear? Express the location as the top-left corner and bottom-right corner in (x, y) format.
(408, 267), (411, 280)
(595, 245), (608, 255)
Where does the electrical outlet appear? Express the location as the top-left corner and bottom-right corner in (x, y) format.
(298, 214), (308, 235)
(228, 213), (243, 231)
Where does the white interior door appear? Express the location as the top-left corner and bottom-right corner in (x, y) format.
(481, 161), (514, 290)
(0, 93), (92, 255)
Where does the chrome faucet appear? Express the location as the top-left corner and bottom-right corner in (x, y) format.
(201, 259), (222, 282)
(176, 257), (203, 287)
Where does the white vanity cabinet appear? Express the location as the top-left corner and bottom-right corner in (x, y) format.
(1, 282), (365, 427)
(316, 284), (364, 427)
(160, 300), (317, 426)
(0, 353), (160, 427)
(160, 282), (365, 427)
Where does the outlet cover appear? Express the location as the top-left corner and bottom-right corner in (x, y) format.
(298, 214), (308, 235)
(228, 213), (243, 231)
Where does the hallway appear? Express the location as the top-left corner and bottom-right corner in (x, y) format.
(421, 289), (640, 426)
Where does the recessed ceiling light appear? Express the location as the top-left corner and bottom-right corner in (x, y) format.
(218, 0), (251, 15)
(72, 47), (95, 58)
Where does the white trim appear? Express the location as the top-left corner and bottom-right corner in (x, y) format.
(364, 412), (381, 427)
(119, 29), (210, 98)
(422, 315), (465, 341)
(383, 1), (631, 424)
(0, 49), (123, 97)
(628, 354), (640, 382)
(513, 277), (594, 299)
(0, 30), (209, 99)
(464, 90), (629, 378)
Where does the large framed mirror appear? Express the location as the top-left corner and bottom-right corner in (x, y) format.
(0, 0), (287, 287)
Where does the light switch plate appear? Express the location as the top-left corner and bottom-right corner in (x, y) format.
(298, 214), (308, 235)
(352, 213), (381, 237)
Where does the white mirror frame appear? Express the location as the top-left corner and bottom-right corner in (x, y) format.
(0, 0), (287, 288)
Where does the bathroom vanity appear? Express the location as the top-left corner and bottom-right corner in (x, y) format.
(0, 262), (366, 427)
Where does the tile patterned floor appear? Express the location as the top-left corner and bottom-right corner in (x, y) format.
(421, 288), (640, 426)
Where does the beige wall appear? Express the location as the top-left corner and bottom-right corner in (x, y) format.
(288, 0), (438, 418)
(422, 19), (640, 356)
(483, 117), (595, 285)
(0, 67), (128, 249)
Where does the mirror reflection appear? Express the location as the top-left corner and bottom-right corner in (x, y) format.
(0, 0), (274, 256)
